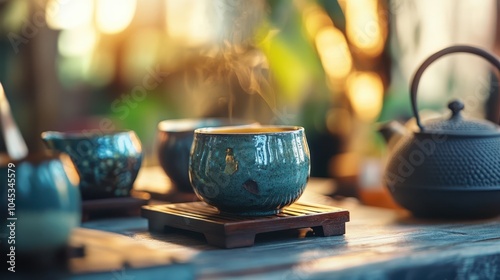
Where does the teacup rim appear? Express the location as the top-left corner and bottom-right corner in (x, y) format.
(41, 129), (136, 140)
(157, 118), (257, 132)
(194, 125), (304, 135)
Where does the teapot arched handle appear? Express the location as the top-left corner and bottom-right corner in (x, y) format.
(411, 45), (500, 131)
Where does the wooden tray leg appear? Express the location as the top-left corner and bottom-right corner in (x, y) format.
(204, 233), (256, 249)
(148, 220), (166, 233)
(312, 222), (346, 237)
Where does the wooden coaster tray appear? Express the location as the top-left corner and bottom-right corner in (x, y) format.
(141, 201), (349, 248)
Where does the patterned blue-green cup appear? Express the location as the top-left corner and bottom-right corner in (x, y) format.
(189, 126), (310, 216)
(41, 130), (143, 200)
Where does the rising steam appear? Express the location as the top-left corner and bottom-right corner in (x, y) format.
(180, 0), (280, 122)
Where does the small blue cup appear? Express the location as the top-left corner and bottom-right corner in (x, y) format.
(41, 130), (143, 200)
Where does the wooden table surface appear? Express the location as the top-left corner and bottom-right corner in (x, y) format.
(64, 169), (500, 280)
(0, 167), (494, 280)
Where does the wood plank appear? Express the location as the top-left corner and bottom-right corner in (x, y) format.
(74, 177), (500, 279)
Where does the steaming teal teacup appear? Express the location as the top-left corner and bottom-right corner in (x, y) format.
(189, 126), (310, 216)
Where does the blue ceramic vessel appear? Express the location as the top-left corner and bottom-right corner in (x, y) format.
(0, 153), (81, 254)
(41, 130), (143, 200)
(157, 118), (256, 192)
(189, 126), (310, 216)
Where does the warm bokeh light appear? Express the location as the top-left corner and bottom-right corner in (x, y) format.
(58, 26), (97, 57)
(165, 0), (215, 47)
(315, 27), (352, 80)
(60, 154), (80, 188)
(303, 5), (334, 38)
(46, 0), (94, 30)
(330, 152), (360, 177)
(347, 72), (384, 122)
(96, 0), (136, 34)
(345, 0), (385, 57)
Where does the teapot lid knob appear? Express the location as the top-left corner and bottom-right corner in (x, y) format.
(448, 99), (464, 117)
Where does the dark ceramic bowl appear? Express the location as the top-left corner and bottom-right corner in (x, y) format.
(41, 130), (143, 200)
(157, 118), (256, 192)
(0, 153), (81, 254)
(189, 126), (311, 216)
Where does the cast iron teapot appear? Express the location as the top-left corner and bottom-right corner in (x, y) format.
(381, 45), (500, 218)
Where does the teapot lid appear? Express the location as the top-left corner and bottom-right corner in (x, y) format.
(422, 100), (500, 135)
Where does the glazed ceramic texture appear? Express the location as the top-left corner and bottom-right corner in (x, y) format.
(41, 130), (143, 200)
(0, 154), (81, 253)
(189, 126), (310, 216)
(157, 118), (255, 192)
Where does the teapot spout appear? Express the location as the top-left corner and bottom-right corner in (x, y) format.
(377, 121), (408, 147)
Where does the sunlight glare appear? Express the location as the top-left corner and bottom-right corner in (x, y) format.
(46, 0), (93, 30)
(96, 0), (137, 34)
(316, 27), (352, 80)
(347, 72), (384, 122)
(165, 0), (214, 46)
